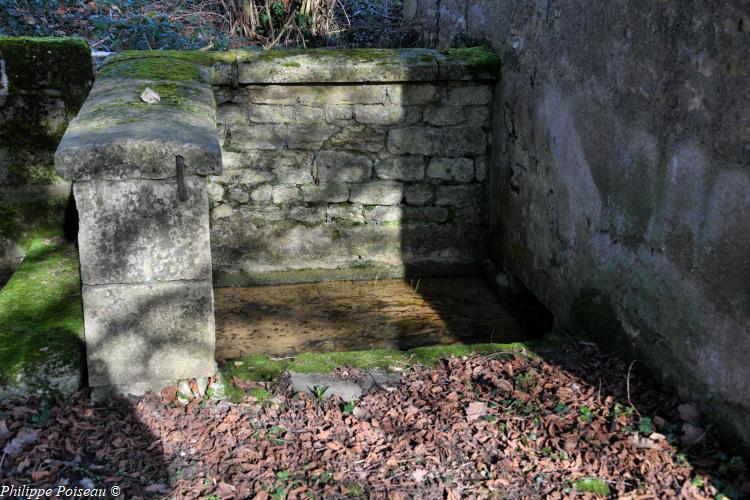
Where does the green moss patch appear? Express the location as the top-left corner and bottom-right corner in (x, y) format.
(98, 56), (208, 82)
(0, 198), (68, 244)
(0, 234), (83, 388)
(220, 339), (561, 402)
(444, 45), (501, 75)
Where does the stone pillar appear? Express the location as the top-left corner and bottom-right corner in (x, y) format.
(55, 56), (222, 395)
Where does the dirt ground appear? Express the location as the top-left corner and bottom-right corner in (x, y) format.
(214, 278), (525, 359)
(0, 342), (747, 499)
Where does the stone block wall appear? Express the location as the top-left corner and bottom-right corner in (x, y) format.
(211, 78), (494, 284)
(406, 0), (750, 452)
(0, 37), (93, 281)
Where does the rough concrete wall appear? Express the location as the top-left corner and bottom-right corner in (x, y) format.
(0, 37), (93, 280)
(407, 1), (750, 449)
(211, 81), (492, 285)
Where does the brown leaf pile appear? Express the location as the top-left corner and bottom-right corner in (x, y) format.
(0, 343), (748, 499)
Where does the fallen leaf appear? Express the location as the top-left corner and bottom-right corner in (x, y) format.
(466, 402), (487, 421)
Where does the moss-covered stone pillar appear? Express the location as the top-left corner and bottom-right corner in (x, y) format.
(55, 55), (222, 395)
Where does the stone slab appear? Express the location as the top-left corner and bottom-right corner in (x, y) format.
(55, 77), (221, 180)
(83, 281), (216, 388)
(74, 177), (212, 285)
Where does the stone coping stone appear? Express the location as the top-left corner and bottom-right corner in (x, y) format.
(90, 46), (500, 86)
(55, 62), (222, 180)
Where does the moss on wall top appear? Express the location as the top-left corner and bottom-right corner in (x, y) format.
(0, 36), (92, 99)
(443, 46), (501, 75)
(0, 36), (94, 190)
(97, 46), (501, 85)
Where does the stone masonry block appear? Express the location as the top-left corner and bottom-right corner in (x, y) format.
(326, 205), (365, 224)
(290, 206), (327, 223)
(423, 105), (466, 126)
(427, 157), (475, 182)
(272, 185), (302, 204)
(301, 183), (350, 203)
(403, 206), (450, 223)
(315, 151), (372, 182)
(247, 84), (388, 105)
(386, 84), (444, 105)
(435, 184), (483, 207)
(353, 105), (406, 125)
(251, 185), (273, 203)
(365, 205), (402, 223)
(83, 281), (215, 388)
(466, 106), (491, 128)
(441, 126), (488, 157)
(350, 181), (404, 205)
(445, 85), (493, 106)
(387, 126), (443, 156)
(404, 184), (434, 205)
(229, 124), (336, 150)
(329, 125), (386, 153)
(74, 177), (211, 285)
(374, 156), (425, 181)
(474, 156), (488, 181)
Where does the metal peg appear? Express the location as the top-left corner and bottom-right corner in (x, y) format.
(176, 155), (187, 202)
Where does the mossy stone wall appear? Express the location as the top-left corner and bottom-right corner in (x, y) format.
(0, 37), (93, 281)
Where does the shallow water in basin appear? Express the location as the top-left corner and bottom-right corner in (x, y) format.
(214, 276), (529, 359)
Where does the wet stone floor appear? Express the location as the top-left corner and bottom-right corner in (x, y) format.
(214, 276), (529, 360)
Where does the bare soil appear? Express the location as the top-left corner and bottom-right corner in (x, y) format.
(214, 277), (525, 359)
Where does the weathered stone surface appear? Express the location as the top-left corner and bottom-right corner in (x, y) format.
(272, 185), (301, 204)
(374, 156), (425, 181)
(324, 105), (356, 123)
(387, 126), (443, 156)
(315, 151), (372, 182)
(290, 206), (327, 223)
(353, 105), (406, 125)
(56, 78), (221, 180)
(211, 204), (233, 219)
(329, 125), (386, 153)
(326, 205), (365, 224)
(217, 168), (275, 186)
(228, 187), (250, 203)
(435, 185), (483, 207)
(443, 126), (488, 157)
(211, 56), (494, 288)
(250, 185), (273, 203)
(466, 106), (491, 127)
(413, 0), (750, 452)
(403, 206), (450, 223)
(237, 49), (439, 84)
(386, 84), (444, 105)
(301, 183), (350, 203)
(423, 105), (465, 125)
(404, 184), (434, 205)
(288, 372), (363, 401)
(474, 156), (488, 181)
(365, 205), (402, 223)
(427, 157), (474, 182)
(350, 181), (404, 205)
(83, 281), (215, 389)
(74, 177), (212, 285)
(246, 104), (295, 123)
(228, 123), (335, 150)
(446, 85), (493, 106)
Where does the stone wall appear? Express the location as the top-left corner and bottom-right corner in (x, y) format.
(210, 51), (497, 285)
(0, 37), (93, 281)
(406, 0), (750, 451)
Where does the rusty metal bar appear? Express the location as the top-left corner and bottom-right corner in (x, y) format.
(176, 155), (187, 202)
